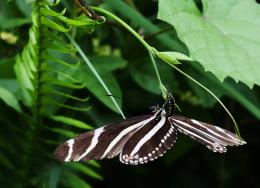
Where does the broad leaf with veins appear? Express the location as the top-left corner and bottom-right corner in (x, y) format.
(158, 0), (260, 88)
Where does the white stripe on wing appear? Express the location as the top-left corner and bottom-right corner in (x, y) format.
(190, 119), (240, 145)
(130, 115), (166, 156)
(65, 139), (74, 162)
(171, 119), (228, 145)
(76, 127), (104, 161)
(101, 115), (156, 159)
(177, 126), (227, 153)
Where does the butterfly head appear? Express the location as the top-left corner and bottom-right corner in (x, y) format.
(162, 92), (176, 116)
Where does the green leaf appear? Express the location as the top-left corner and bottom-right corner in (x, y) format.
(0, 0), (31, 29)
(59, 16), (96, 26)
(223, 80), (260, 119)
(51, 115), (93, 130)
(41, 7), (67, 17)
(87, 160), (101, 168)
(15, 0), (32, 17)
(158, 0), (260, 88)
(22, 48), (36, 72)
(46, 41), (76, 53)
(41, 17), (70, 32)
(47, 127), (77, 138)
(169, 52), (193, 61)
(105, 0), (186, 52)
(69, 56), (127, 113)
(156, 51), (182, 65)
(64, 172), (91, 188)
(187, 62), (260, 119)
(130, 58), (177, 94)
(0, 79), (20, 94)
(14, 55), (34, 90)
(43, 98), (91, 112)
(0, 18), (31, 29)
(0, 86), (21, 112)
(45, 78), (84, 89)
(49, 166), (60, 188)
(66, 163), (102, 180)
(52, 90), (89, 102)
(41, 8), (98, 27)
(89, 56), (127, 72)
(131, 65), (160, 94)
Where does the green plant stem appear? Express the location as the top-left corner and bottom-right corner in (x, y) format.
(92, 7), (151, 50)
(92, 6), (166, 96)
(148, 51), (167, 97)
(92, 6), (242, 139)
(167, 63), (241, 139)
(65, 33), (126, 119)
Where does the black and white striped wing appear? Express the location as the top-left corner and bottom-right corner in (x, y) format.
(120, 116), (178, 165)
(54, 115), (154, 162)
(169, 115), (246, 153)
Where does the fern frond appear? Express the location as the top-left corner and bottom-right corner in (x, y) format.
(53, 90), (90, 102)
(51, 115), (93, 130)
(44, 99), (91, 112)
(3, 0), (103, 187)
(47, 57), (80, 68)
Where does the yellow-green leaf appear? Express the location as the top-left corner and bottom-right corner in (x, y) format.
(51, 116), (93, 130)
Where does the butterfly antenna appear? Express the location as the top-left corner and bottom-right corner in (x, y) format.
(175, 103), (181, 112)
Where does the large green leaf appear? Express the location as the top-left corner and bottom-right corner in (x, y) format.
(186, 62), (260, 119)
(158, 0), (260, 88)
(105, 0), (187, 53)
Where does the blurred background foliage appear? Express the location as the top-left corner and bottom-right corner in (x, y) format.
(0, 0), (259, 187)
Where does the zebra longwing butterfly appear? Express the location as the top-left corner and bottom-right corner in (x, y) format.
(54, 93), (246, 165)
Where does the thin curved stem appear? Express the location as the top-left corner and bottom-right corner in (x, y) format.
(92, 6), (167, 95)
(66, 33), (126, 119)
(92, 6), (241, 139)
(92, 7), (151, 51)
(148, 51), (167, 97)
(167, 63), (241, 139)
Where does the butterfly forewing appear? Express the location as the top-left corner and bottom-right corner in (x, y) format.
(169, 115), (246, 153)
(120, 115), (178, 165)
(54, 115), (153, 162)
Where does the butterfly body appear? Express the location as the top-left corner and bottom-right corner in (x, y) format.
(54, 93), (246, 165)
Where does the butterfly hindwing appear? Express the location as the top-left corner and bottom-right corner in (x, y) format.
(54, 115), (153, 162)
(169, 115), (246, 153)
(120, 115), (178, 165)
